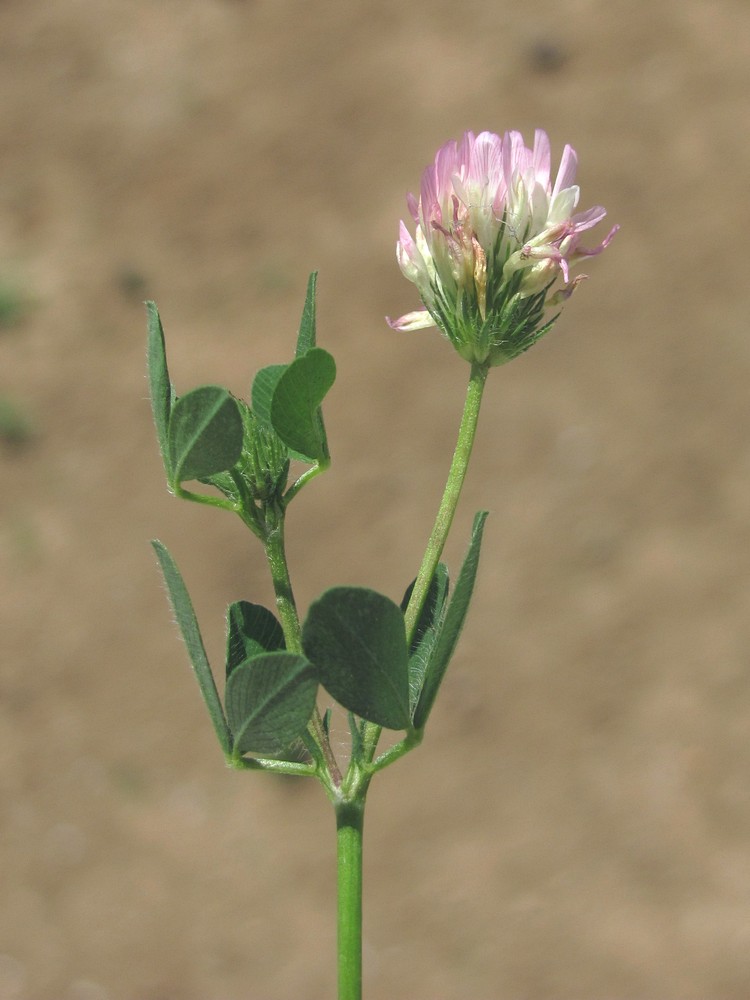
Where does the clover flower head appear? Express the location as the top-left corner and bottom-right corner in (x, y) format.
(388, 129), (618, 366)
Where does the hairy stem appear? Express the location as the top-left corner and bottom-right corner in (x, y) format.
(404, 361), (489, 638)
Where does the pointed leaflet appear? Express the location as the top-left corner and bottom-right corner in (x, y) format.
(225, 652), (317, 757)
(295, 271), (318, 357)
(270, 348), (335, 463)
(401, 563), (450, 714)
(146, 301), (175, 477)
(168, 385), (244, 483)
(151, 540), (232, 754)
(412, 511), (489, 730)
(249, 268), (319, 425)
(226, 601), (285, 677)
(302, 586), (410, 729)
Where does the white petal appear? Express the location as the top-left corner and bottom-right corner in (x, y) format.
(549, 186), (579, 224)
(386, 309), (437, 332)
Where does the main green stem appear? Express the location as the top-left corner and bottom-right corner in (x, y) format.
(336, 799), (365, 1000)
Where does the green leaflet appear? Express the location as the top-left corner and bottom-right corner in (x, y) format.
(303, 586), (410, 730)
(152, 540), (232, 755)
(146, 301), (175, 478)
(251, 364), (288, 428)
(412, 512), (489, 729)
(295, 272), (318, 357)
(401, 563), (450, 715)
(225, 652), (318, 757)
(226, 601), (285, 677)
(249, 276), (334, 467)
(168, 385), (244, 484)
(270, 348), (335, 463)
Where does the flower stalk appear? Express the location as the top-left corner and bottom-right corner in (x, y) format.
(403, 360), (489, 639)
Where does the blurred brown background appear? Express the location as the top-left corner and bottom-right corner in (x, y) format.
(2, 1), (750, 998)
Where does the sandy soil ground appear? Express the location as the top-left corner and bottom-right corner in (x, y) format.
(2, 1), (750, 998)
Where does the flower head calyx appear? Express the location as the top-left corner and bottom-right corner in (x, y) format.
(388, 129), (618, 366)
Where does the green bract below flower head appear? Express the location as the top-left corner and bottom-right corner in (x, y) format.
(387, 129), (618, 366)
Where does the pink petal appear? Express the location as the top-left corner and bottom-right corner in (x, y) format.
(470, 131), (503, 189)
(502, 131), (524, 190)
(397, 220), (418, 258)
(570, 204), (608, 232)
(396, 221), (429, 283)
(552, 144), (578, 200)
(574, 223), (620, 258)
(456, 131), (475, 175)
(386, 309), (436, 332)
(434, 139), (459, 202)
(406, 192), (420, 225)
(532, 129), (551, 187)
(419, 164), (439, 227)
